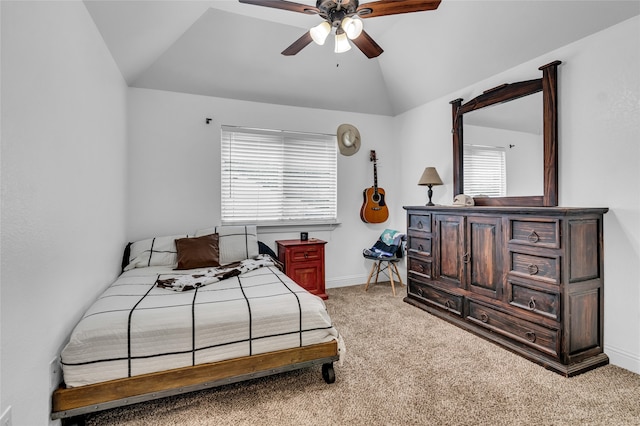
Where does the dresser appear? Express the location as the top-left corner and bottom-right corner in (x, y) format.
(404, 206), (608, 376)
(277, 239), (328, 299)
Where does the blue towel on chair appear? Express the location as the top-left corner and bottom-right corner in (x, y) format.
(364, 229), (404, 258)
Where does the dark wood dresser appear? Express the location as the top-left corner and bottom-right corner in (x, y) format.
(404, 206), (608, 376)
(277, 239), (328, 299)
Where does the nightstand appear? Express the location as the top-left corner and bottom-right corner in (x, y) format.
(276, 239), (328, 299)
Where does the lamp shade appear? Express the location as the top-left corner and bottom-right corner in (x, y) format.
(341, 16), (363, 39)
(418, 167), (443, 186)
(334, 31), (351, 53)
(310, 21), (331, 45)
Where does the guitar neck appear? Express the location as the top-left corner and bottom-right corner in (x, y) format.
(373, 160), (378, 192)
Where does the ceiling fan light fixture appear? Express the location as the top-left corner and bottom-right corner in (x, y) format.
(334, 31), (351, 53)
(310, 21), (331, 45)
(341, 16), (363, 40)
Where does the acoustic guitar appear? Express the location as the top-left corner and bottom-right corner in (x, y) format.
(360, 150), (389, 223)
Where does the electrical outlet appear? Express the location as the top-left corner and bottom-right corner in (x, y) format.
(0, 406), (12, 426)
(49, 358), (62, 390)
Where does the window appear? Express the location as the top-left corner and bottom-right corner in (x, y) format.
(463, 144), (506, 197)
(221, 126), (337, 225)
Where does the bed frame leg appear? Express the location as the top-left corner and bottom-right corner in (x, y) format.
(322, 362), (336, 384)
(61, 415), (86, 426)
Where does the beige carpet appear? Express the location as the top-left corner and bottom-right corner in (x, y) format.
(86, 283), (640, 426)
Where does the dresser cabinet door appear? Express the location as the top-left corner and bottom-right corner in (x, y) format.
(434, 215), (465, 288)
(466, 216), (503, 299)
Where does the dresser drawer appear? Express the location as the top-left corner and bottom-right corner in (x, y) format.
(409, 279), (463, 317)
(467, 300), (559, 358)
(409, 213), (431, 233)
(288, 245), (322, 263)
(510, 251), (560, 285)
(507, 279), (560, 321)
(408, 236), (431, 256)
(408, 256), (432, 279)
(509, 219), (560, 249)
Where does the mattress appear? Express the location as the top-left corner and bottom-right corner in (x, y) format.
(61, 264), (339, 387)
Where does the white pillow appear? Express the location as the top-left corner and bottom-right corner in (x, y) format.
(195, 225), (258, 265)
(124, 234), (190, 271)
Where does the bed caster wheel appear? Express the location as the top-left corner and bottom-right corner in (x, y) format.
(322, 362), (335, 384)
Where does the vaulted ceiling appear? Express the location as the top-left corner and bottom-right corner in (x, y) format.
(84, 1), (640, 116)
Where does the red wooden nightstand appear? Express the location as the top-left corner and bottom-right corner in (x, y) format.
(276, 239), (328, 299)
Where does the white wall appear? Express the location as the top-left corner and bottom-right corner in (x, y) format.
(127, 88), (399, 288)
(397, 16), (640, 373)
(0, 2), (128, 425)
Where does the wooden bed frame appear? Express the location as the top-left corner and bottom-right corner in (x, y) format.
(52, 340), (338, 424)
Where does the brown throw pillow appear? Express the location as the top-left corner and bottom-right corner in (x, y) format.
(174, 234), (220, 270)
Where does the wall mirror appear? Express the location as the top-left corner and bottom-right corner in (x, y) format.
(450, 60), (561, 206)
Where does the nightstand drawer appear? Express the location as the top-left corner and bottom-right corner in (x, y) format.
(289, 245), (322, 262)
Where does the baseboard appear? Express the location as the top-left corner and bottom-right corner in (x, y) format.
(326, 271), (409, 290)
(326, 274), (367, 289)
(605, 343), (640, 374)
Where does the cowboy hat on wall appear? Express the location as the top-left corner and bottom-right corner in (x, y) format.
(337, 124), (361, 156)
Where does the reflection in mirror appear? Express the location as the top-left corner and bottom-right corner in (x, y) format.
(463, 92), (543, 197)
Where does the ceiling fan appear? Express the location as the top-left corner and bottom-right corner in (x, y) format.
(238, 0), (442, 58)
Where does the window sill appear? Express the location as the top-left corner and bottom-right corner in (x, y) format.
(227, 222), (341, 234)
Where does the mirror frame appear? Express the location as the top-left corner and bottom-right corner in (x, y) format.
(450, 60), (561, 207)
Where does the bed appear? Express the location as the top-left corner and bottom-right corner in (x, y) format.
(51, 226), (342, 423)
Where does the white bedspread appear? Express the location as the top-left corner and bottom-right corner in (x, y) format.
(61, 264), (339, 387)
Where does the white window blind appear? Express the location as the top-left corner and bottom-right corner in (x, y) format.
(221, 126), (337, 225)
(463, 144), (507, 197)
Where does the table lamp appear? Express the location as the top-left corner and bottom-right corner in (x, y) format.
(418, 167), (443, 206)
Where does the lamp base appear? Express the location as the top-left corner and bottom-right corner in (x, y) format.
(426, 185), (435, 206)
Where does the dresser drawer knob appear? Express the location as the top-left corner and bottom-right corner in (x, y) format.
(527, 264), (539, 275)
(418, 244), (424, 251)
(525, 331), (537, 343)
(480, 313), (489, 323)
(417, 221), (424, 229)
(462, 252), (470, 264)
(304, 253), (309, 259)
(528, 297), (537, 310)
(444, 300), (452, 310)
(416, 264), (424, 273)
(528, 231), (540, 243)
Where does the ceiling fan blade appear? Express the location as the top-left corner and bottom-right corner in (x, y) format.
(282, 31), (313, 56)
(238, 0), (320, 15)
(357, 0), (441, 18)
(351, 30), (384, 58)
